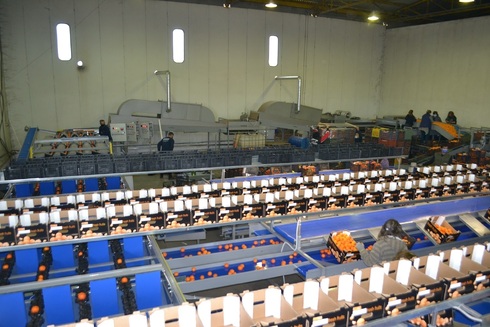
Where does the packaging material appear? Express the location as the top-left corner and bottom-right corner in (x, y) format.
(424, 216), (461, 244)
(414, 254), (474, 299)
(439, 248), (490, 291)
(326, 231), (360, 263)
(0, 216), (17, 246)
(241, 286), (301, 327)
(282, 279), (348, 326)
(78, 208), (109, 238)
(48, 209), (80, 241)
(196, 293), (254, 327)
(386, 260), (446, 306)
(148, 302), (204, 327)
(354, 266), (417, 316)
(96, 311), (148, 327)
(16, 213), (49, 244)
(319, 274), (385, 326)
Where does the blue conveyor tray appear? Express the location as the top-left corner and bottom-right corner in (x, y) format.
(274, 196), (490, 244)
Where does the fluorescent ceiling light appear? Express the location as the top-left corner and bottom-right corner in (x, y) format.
(56, 23), (72, 61)
(265, 2), (277, 8)
(459, 0), (474, 3)
(368, 12), (379, 21)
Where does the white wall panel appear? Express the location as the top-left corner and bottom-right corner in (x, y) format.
(145, 1), (170, 105)
(245, 11), (267, 114)
(166, 2), (190, 107)
(73, 0), (103, 128)
(227, 10), (249, 116)
(379, 17), (490, 128)
(121, 0), (149, 101)
(99, 0), (125, 117)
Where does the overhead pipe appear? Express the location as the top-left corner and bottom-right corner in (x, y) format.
(274, 75), (302, 113)
(154, 70), (171, 113)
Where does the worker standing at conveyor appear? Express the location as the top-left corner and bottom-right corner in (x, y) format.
(158, 132), (175, 179)
(99, 119), (112, 142)
(355, 219), (408, 266)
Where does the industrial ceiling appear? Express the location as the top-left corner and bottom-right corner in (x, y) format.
(160, 0), (490, 28)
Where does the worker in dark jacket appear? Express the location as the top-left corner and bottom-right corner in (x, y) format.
(158, 132), (174, 151)
(158, 132), (174, 178)
(404, 110), (416, 128)
(419, 110), (432, 144)
(99, 120), (112, 142)
(356, 219), (408, 266)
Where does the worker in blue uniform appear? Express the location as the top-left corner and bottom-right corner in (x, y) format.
(158, 132), (174, 152)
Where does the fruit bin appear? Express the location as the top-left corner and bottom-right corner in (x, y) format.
(424, 216), (461, 244)
(325, 231), (360, 263)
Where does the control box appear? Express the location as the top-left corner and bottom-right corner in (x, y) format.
(110, 123), (127, 142)
(126, 123), (137, 143)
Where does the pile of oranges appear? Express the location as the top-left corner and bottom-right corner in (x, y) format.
(319, 248), (332, 258)
(331, 232), (357, 252)
(433, 223), (454, 235)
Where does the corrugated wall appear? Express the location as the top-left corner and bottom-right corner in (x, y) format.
(1, 0), (385, 150)
(378, 17), (490, 128)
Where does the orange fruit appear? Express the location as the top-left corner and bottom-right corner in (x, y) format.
(117, 258), (123, 264)
(37, 275), (44, 281)
(200, 275), (205, 280)
(218, 245), (223, 250)
(77, 292), (87, 301)
(253, 258), (258, 263)
(224, 263), (229, 269)
(38, 265), (46, 272)
(2, 264), (8, 270)
(6, 253), (12, 260)
(180, 248), (185, 253)
(30, 305), (40, 315)
(163, 252), (168, 257)
(234, 246), (239, 251)
(270, 259), (276, 264)
(173, 272), (179, 277)
(191, 267), (196, 272)
(213, 273), (218, 278)
(121, 277), (129, 284)
(207, 271), (213, 277)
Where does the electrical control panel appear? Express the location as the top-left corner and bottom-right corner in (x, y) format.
(110, 123), (127, 142)
(138, 122), (152, 141)
(126, 123), (137, 143)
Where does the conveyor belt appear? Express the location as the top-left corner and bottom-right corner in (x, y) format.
(273, 195), (490, 244)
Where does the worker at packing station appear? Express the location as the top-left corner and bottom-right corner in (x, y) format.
(158, 132), (175, 178)
(99, 119), (112, 142)
(419, 110), (432, 144)
(404, 110), (416, 128)
(356, 218), (408, 266)
(445, 111), (457, 125)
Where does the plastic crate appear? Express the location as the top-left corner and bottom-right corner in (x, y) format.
(4, 166), (25, 180)
(61, 163), (79, 176)
(130, 160), (146, 172)
(181, 156), (196, 169)
(44, 164), (61, 177)
(97, 161), (114, 174)
(194, 155), (209, 168)
(79, 161), (96, 175)
(25, 164), (44, 178)
(207, 155), (225, 167)
(163, 158), (180, 170)
(113, 160), (130, 173)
